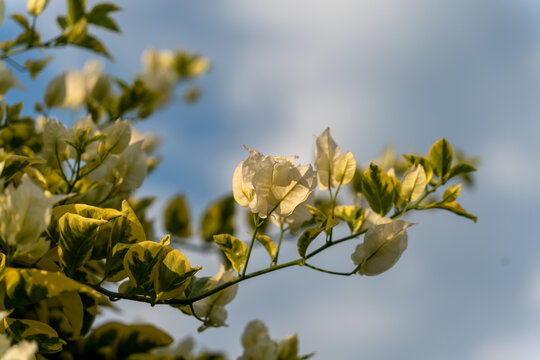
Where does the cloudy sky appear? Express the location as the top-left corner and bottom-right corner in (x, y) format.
(4, 0), (540, 359)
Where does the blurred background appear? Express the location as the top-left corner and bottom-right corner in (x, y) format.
(3, 0), (540, 359)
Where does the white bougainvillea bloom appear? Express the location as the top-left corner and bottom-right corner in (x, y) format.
(0, 340), (37, 360)
(314, 127), (356, 190)
(27, 0), (49, 16)
(238, 320), (279, 360)
(44, 60), (104, 108)
(270, 193), (314, 233)
(191, 265), (238, 328)
(0, 176), (65, 254)
(90, 141), (148, 192)
(141, 48), (177, 104)
(233, 147), (317, 219)
(351, 220), (414, 276)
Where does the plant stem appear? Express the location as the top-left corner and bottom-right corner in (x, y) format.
(272, 220), (285, 265)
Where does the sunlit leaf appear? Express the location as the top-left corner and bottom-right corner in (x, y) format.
(297, 226), (323, 258)
(360, 163), (395, 216)
(429, 138), (453, 180)
(154, 249), (200, 301)
(2, 317), (66, 353)
(213, 234), (248, 273)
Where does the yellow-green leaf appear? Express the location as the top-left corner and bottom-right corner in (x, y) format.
(443, 184), (462, 203)
(123, 241), (170, 291)
(400, 164), (427, 203)
(0, 268), (104, 310)
(74, 322), (173, 359)
(429, 138), (453, 180)
(154, 249), (200, 301)
(57, 291), (84, 340)
(2, 317), (66, 353)
(200, 195), (235, 243)
(297, 226), (324, 258)
(449, 162), (476, 179)
(58, 213), (107, 275)
(213, 234), (248, 273)
(164, 195), (191, 238)
(360, 163), (395, 216)
(425, 201), (477, 222)
(24, 56), (53, 79)
(255, 234), (276, 260)
(334, 205), (363, 233)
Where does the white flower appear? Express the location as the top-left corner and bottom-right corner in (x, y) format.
(238, 320), (279, 360)
(44, 60), (104, 108)
(90, 141), (148, 192)
(270, 193), (314, 233)
(141, 48), (177, 104)
(27, 0), (49, 16)
(0, 340), (37, 360)
(233, 147), (317, 219)
(0, 176), (64, 255)
(351, 220), (414, 276)
(192, 265), (238, 328)
(314, 128), (356, 190)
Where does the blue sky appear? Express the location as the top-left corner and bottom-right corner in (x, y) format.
(3, 0), (540, 358)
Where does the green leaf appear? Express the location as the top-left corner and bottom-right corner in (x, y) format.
(154, 249), (200, 301)
(213, 234), (248, 273)
(297, 226), (324, 258)
(449, 162), (476, 179)
(429, 138), (453, 180)
(1, 154), (45, 181)
(123, 241), (170, 292)
(58, 213), (107, 276)
(57, 15), (68, 29)
(57, 291), (85, 340)
(443, 184), (462, 203)
(402, 154), (433, 184)
(0, 268), (104, 310)
(24, 56), (53, 79)
(400, 164), (427, 203)
(425, 201), (477, 222)
(200, 195), (236, 243)
(67, 0), (86, 25)
(334, 205), (363, 233)
(306, 204), (328, 226)
(87, 3), (121, 32)
(164, 195), (192, 238)
(103, 242), (131, 282)
(66, 18), (88, 44)
(74, 322), (173, 359)
(10, 13), (30, 30)
(255, 234), (276, 260)
(2, 318), (66, 353)
(360, 163), (395, 216)
(50, 204), (122, 252)
(72, 34), (112, 59)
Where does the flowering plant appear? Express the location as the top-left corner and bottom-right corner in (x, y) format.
(0, 1), (477, 359)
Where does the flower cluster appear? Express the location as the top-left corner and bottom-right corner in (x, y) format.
(233, 146), (317, 221)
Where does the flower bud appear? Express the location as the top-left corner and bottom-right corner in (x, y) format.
(27, 0), (49, 16)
